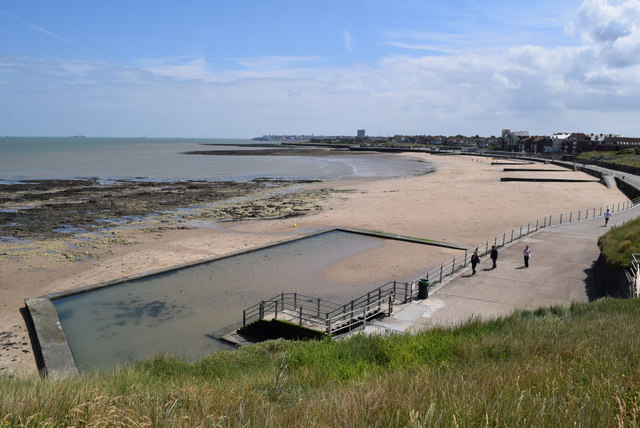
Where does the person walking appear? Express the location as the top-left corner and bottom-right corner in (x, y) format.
(604, 209), (611, 226)
(490, 245), (498, 269)
(471, 251), (480, 275)
(523, 245), (531, 268)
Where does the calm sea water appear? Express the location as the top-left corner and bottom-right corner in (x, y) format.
(0, 137), (429, 182)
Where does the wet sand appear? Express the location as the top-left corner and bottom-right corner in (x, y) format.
(0, 154), (627, 374)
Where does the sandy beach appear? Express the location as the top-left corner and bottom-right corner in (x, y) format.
(0, 154), (628, 374)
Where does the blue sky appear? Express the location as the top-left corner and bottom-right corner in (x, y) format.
(1, 0), (639, 138)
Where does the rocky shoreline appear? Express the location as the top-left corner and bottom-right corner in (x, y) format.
(0, 178), (322, 241)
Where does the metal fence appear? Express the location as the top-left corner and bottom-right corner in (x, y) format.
(242, 293), (343, 328)
(242, 197), (640, 338)
(242, 288), (403, 335)
(626, 253), (640, 298)
(412, 198), (640, 296)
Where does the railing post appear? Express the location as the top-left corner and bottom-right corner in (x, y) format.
(388, 296), (392, 316)
(326, 318), (331, 334)
(527, 223), (530, 234)
(578, 210), (581, 221)
(569, 212), (572, 222)
(519, 225), (522, 238)
(559, 214), (562, 224)
(600, 207), (602, 216)
(275, 301), (279, 319)
(494, 236), (497, 247)
(281, 293), (284, 308)
(485, 242), (488, 254)
(440, 264), (443, 282)
(260, 301), (264, 320)
(317, 299), (321, 317)
(543, 217), (546, 228)
(511, 229), (514, 242)
(299, 306), (303, 326)
(593, 208), (596, 217)
(243, 310), (246, 327)
(367, 292), (371, 306)
(503, 232), (506, 245)
(618, 203), (621, 211)
(294, 293), (297, 308)
(549, 215), (552, 225)
(452, 256), (456, 274)
(464, 249), (468, 267)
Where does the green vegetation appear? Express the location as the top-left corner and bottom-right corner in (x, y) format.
(2, 298), (640, 426)
(578, 150), (640, 169)
(598, 216), (640, 269)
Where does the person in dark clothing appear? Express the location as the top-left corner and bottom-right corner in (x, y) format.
(471, 251), (480, 275)
(523, 245), (530, 268)
(490, 245), (498, 269)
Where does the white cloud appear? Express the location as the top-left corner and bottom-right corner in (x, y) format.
(573, 0), (640, 67)
(2, 1), (640, 138)
(344, 30), (353, 53)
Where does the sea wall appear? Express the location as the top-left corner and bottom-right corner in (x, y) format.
(593, 254), (634, 298)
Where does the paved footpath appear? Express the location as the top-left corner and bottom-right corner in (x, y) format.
(379, 203), (640, 333)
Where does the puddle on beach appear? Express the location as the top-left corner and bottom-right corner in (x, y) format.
(52, 230), (435, 372)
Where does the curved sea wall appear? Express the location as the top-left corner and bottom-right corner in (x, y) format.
(593, 254), (634, 298)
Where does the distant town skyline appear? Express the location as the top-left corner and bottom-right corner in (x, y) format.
(1, 0), (640, 138)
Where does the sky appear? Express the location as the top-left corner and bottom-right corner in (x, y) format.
(1, 0), (640, 138)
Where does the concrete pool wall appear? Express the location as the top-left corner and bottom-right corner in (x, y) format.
(25, 228), (466, 375)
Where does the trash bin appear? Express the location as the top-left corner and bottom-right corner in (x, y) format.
(418, 279), (430, 299)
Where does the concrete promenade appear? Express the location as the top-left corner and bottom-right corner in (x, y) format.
(380, 202), (640, 334)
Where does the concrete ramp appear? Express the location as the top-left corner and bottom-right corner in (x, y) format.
(602, 174), (616, 188)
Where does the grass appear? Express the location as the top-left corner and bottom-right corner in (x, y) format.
(598, 216), (640, 269)
(577, 150), (640, 170)
(2, 298), (640, 426)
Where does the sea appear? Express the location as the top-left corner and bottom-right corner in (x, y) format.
(0, 137), (430, 183)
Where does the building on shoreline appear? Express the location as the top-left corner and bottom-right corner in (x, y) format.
(253, 129), (640, 155)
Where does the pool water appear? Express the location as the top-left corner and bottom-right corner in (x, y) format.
(54, 230), (417, 371)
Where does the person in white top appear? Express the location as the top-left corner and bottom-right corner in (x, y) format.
(523, 245), (531, 268)
(604, 209), (611, 226)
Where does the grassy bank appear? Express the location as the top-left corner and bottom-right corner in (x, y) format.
(598, 216), (640, 269)
(2, 298), (640, 426)
(577, 150), (640, 170)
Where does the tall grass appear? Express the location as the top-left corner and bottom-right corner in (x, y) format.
(598, 216), (640, 268)
(2, 298), (640, 426)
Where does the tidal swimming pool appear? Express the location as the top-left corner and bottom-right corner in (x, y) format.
(50, 229), (431, 372)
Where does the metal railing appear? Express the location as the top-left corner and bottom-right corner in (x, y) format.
(326, 281), (411, 319)
(626, 253), (640, 298)
(334, 319), (402, 340)
(326, 294), (394, 335)
(241, 289), (402, 335)
(241, 197), (640, 340)
(242, 293), (343, 329)
(413, 197), (640, 292)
